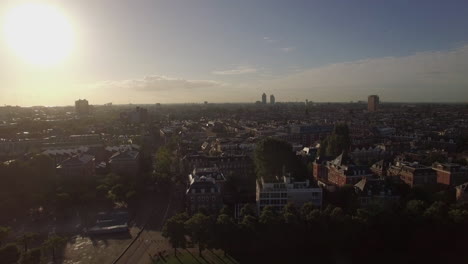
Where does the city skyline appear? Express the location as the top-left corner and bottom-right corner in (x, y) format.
(1, 0), (468, 106)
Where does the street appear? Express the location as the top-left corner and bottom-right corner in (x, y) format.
(61, 183), (184, 264)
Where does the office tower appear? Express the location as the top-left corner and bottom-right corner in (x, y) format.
(368, 95), (379, 112)
(75, 99), (90, 116)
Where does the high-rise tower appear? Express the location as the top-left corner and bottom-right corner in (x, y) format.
(368, 95), (379, 112)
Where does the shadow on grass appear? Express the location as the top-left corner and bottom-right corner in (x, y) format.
(224, 253), (239, 264)
(184, 248), (204, 264)
(208, 249), (227, 264)
(175, 254), (183, 264)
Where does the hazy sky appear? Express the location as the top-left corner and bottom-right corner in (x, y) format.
(1, 0), (468, 106)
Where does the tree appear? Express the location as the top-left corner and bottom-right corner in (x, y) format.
(219, 205), (232, 216)
(17, 232), (38, 253)
(239, 204), (256, 219)
(162, 213), (189, 256)
(283, 203), (300, 225)
(20, 248), (41, 264)
(301, 202), (316, 219)
(42, 235), (67, 263)
(0, 243), (20, 264)
(305, 209), (322, 224)
(448, 208), (468, 224)
(153, 147), (172, 183)
(215, 214), (237, 256)
(319, 123), (351, 157)
(254, 138), (294, 181)
(424, 201), (448, 221)
(185, 213), (212, 257)
(330, 207), (345, 223)
(259, 206), (281, 226)
(240, 214), (258, 247)
(0, 226), (11, 247)
(405, 200), (427, 219)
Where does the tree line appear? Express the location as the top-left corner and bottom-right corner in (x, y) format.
(0, 227), (66, 264)
(163, 199), (467, 264)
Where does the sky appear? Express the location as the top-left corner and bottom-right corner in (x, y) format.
(1, 0), (468, 106)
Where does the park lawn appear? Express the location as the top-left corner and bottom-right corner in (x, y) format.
(155, 248), (239, 264)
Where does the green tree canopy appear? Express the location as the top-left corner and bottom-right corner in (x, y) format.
(319, 123), (351, 157)
(162, 213), (189, 256)
(0, 226), (11, 246)
(254, 137), (294, 181)
(185, 213), (212, 257)
(0, 243), (20, 264)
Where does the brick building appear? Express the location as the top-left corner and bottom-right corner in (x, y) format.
(326, 154), (374, 187)
(389, 162), (437, 187)
(432, 162), (468, 186)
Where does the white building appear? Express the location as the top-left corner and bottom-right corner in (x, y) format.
(256, 175), (322, 212)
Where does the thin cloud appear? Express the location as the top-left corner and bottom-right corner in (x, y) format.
(263, 36), (277, 43)
(91, 75), (224, 92)
(259, 44), (468, 102)
(212, 66), (258, 75)
(281, 46), (295, 53)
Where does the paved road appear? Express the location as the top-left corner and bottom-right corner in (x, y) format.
(114, 184), (184, 264)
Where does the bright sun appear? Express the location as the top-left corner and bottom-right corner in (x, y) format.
(3, 3), (74, 67)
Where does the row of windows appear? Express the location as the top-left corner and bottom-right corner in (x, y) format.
(260, 199), (288, 205)
(260, 193), (287, 198)
(191, 188), (216, 194)
(190, 196), (217, 202)
(273, 184), (286, 189)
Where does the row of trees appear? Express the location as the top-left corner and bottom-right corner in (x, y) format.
(0, 155), (56, 218)
(163, 199), (467, 263)
(0, 152), (153, 221)
(0, 228), (66, 264)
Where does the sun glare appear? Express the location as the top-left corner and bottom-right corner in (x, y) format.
(3, 3), (74, 67)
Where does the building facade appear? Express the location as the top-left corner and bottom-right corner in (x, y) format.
(262, 93), (267, 104)
(354, 178), (399, 206)
(326, 154), (374, 187)
(186, 175), (222, 214)
(432, 162), (468, 186)
(389, 162), (437, 187)
(56, 154), (95, 178)
(109, 150), (140, 176)
(368, 95), (379, 112)
(75, 99), (90, 116)
(256, 176), (322, 212)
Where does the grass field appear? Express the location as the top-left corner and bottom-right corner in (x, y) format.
(153, 248), (239, 264)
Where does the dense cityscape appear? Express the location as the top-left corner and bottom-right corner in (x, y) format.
(0, 95), (466, 263)
(2, 1), (468, 263)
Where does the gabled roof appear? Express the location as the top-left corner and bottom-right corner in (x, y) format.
(109, 150), (139, 161)
(59, 154), (94, 167)
(331, 153), (344, 166)
(456, 182), (468, 194)
(354, 178), (367, 191)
